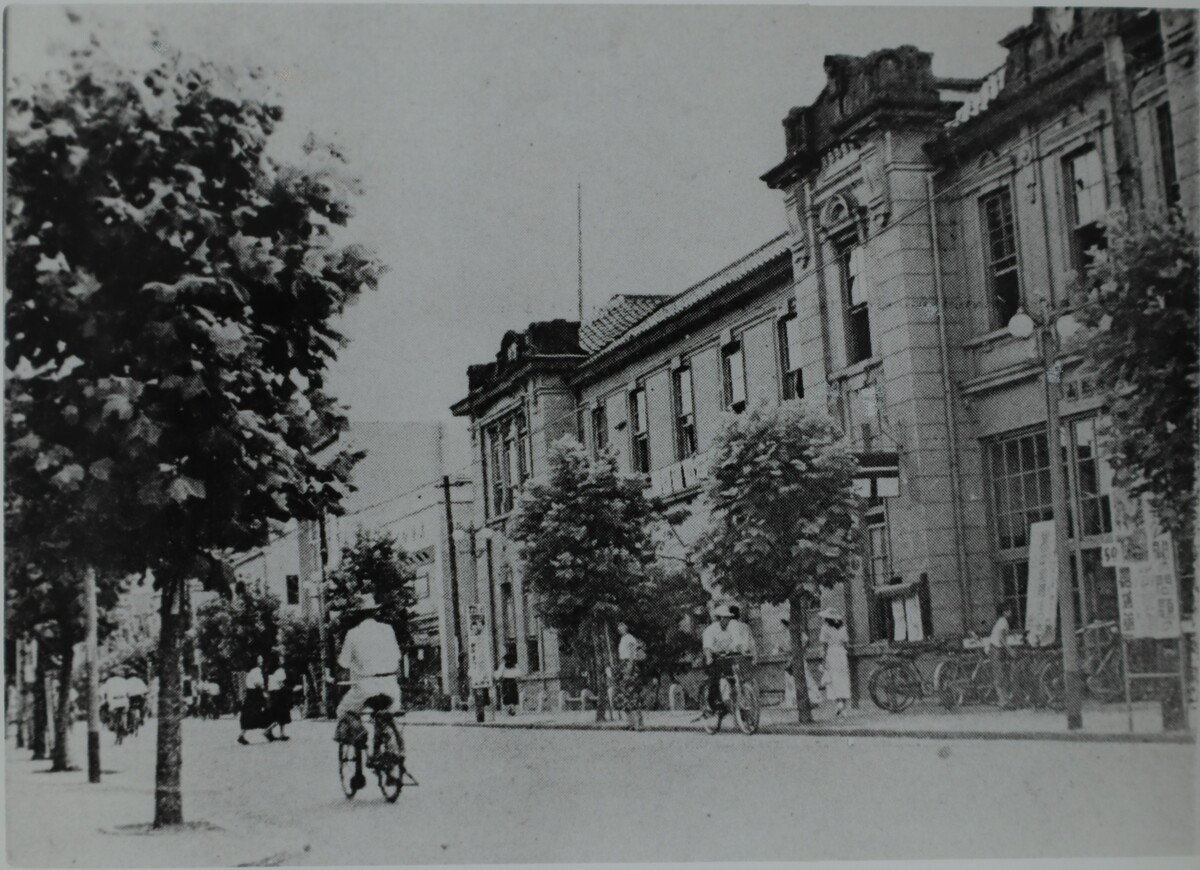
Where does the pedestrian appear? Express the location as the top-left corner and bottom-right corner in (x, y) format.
(819, 608), (851, 716)
(265, 656), (292, 741)
(780, 618), (823, 708)
(615, 622), (646, 731)
(125, 667), (148, 730)
(493, 653), (521, 716)
(237, 654), (271, 745)
(987, 604), (1015, 709)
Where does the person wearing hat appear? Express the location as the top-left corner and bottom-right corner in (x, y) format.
(333, 593), (401, 777)
(702, 604), (752, 718)
(819, 608), (851, 716)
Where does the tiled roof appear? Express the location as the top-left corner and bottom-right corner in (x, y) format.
(585, 234), (791, 364)
(578, 294), (670, 354)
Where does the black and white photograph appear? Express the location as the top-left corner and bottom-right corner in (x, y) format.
(4, 3), (1197, 867)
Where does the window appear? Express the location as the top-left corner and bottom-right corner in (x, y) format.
(1157, 103), (1180, 207)
(514, 413), (531, 483)
(778, 311), (804, 400)
(865, 505), (892, 642)
(722, 342), (746, 412)
(987, 431), (1054, 551)
(285, 574), (299, 606)
(591, 403), (607, 457)
(629, 387), (650, 473)
(1072, 418), (1112, 538)
(840, 245), (872, 364)
(524, 591), (540, 673)
(998, 561), (1028, 630)
(501, 581), (516, 650)
(980, 188), (1021, 328)
(488, 426), (505, 516)
(673, 365), (697, 459)
(1065, 148), (1107, 271)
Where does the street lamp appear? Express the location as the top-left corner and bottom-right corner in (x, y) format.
(1007, 302), (1084, 730)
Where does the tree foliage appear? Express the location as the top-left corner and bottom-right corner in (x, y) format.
(622, 564), (707, 686)
(695, 403), (859, 722)
(194, 586), (281, 701)
(5, 23), (383, 823)
(1073, 209), (1198, 539)
(326, 528), (417, 647)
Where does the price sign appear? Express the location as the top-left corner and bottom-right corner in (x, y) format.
(1100, 542), (1124, 567)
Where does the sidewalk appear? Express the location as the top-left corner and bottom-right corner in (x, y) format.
(5, 723), (309, 868)
(402, 698), (1196, 743)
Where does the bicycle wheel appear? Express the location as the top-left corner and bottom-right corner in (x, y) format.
(373, 718), (406, 803)
(735, 680), (760, 735)
(1038, 659), (1065, 712)
(868, 662), (919, 713)
(338, 741), (361, 799)
(1086, 650), (1125, 703)
(936, 659), (965, 710)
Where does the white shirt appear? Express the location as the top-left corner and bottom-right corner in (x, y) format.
(730, 620), (756, 658)
(703, 622), (750, 656)
(245, 669), (265, 691)
(988, 615), (1010, 649)
(126, 677), (148, 697)
(339, 618), (401, 680)
(267, 668), (287, 692)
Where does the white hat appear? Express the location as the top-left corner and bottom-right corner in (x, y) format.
(820, 608), (843, 621)
(713, 604), (734, 618)
(354, 593), (380, 611)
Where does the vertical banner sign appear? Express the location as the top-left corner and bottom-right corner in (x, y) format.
(468, 605), (494, 690)
(1105, 495), (1181, 640)
(1025, 520), (1059, 647)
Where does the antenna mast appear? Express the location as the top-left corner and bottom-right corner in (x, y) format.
(577, 182), (583, 321)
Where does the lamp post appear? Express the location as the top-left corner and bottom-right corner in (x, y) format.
(1007, 303), (1084, 730)
(453, 524), (494, 721)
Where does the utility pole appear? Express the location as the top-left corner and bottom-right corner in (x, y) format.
(1102, 11), (1144, 213)
(316, 515), (332, 718)
(442, 476), (466, 701)
(85, 566), (101, 783)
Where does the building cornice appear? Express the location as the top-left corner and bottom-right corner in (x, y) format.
(451, 355), (584, 419)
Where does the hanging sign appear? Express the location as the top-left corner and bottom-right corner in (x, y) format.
(467, 605), (494, 690)
(1116, 535), (1182, 640)
(1025, 520), (1059, 647)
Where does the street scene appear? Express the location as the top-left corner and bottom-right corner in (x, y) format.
(5, 3), (1199, 867)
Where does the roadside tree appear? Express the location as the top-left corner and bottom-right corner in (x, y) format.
(5, 29), (382, 824)
(510, 438), (660, 721)
(696, 403), (859, 723)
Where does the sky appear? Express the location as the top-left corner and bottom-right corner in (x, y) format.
(8, 3), (1032, 424)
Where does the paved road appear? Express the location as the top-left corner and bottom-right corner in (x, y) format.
(9, 718), (1196, 864)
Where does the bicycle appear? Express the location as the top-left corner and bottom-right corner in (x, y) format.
(937, 643), (999, 710)
(336, 694), (418, 803)
(697, 654), (759, 735)
(1038, 620), (1125, 711)
(103, 704), (132, 744)
(867, 648), (958, 713)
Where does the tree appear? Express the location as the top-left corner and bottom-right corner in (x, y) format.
(510, 438), (661, 721)
(623, 564), (708, 707)
(194, 586), (282, 705)
(1073, 209), (1197, 544)
(326, 528), (417, 649)
(5, 24), (383, 825)
(279, 614), (322, 716)
(5, 487), (123, 771)
(696, 403), (859, 723)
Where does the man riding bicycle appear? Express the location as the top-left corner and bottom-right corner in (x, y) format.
(125, 667), (148, 729)
(702, 604), (753, 719)
(100, 671), (130, 740)
(333, 594), (401, 791)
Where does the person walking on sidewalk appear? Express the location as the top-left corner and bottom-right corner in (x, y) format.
(819, 609), (851, 717)
(987, 604), (1015, 709)
(265, 655), (292, 742)
(616, 622), (647, 731)
(238, 655), (271, 745)
(494, 654), (521, 716)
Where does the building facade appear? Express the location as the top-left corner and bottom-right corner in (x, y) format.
(454, 8), (1197, 706)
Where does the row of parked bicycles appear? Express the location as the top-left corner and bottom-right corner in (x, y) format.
(867, 620), (1126, 713)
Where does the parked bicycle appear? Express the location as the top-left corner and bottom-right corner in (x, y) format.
(1038, 620), (1125, 711)
(337, 693), (417, 803)
(867, 648), (957, 713)
(697, 654), (759, 734)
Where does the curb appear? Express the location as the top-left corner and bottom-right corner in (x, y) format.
(404, 718), (1196, 744)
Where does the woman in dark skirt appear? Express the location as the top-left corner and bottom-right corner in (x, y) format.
(237, 654), (270, 745)
(265, 656), (292, 741)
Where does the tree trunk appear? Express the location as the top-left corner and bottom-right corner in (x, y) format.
(51, 635), (75, 772)
(32, 642), (48, 760)
(154, 577), (185, 827)
(789, 592), (815, 724)
(592, 623), (609, 723)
